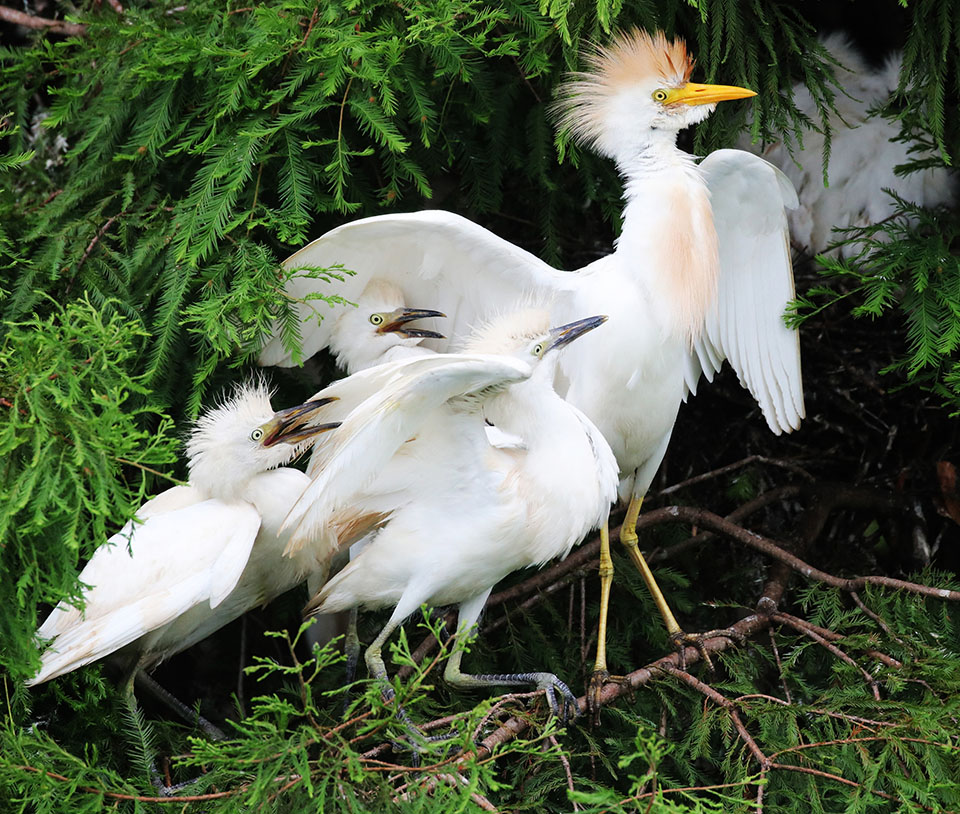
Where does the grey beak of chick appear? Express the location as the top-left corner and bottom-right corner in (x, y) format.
(545, 315), (609, 352)
(260, 397), (341, 447)
(378, 307), (447, 340)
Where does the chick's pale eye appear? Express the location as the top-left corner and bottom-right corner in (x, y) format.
(369, 314), (384, 325)
(652, 89), (668, 102)
(250, 428), (264, 441)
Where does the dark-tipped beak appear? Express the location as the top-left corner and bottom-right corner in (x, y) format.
(377, 307), (447, 340)
(261, 396), (341, 447)
(546, 315), (608, 353)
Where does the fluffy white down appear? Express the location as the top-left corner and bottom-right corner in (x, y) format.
(29, 383), (325, 685)
(328, 278), (440, 372)
(303, 310), (618, 623)
(738, 33), (954, 257)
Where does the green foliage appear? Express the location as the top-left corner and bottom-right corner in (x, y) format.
(4, 585), (960, 811)
(0, 0), (835, 407)
(0, 298), (178, 682)
(1, 0), (959, 810)
(792, 195), (960, 410)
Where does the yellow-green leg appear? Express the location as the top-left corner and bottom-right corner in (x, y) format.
(618, 495), (685, 638)
(618, 494), (743, 669)
(588, 522), (619, 713)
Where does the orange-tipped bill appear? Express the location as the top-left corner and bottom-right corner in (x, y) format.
(260, 397), (341, 447)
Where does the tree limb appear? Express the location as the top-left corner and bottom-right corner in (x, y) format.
(0, 6), (85, 36)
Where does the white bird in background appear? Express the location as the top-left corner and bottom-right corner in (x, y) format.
(739, 32), (954, 258)
(258, 30), (804, 701)
(28, 383), (338, 721)
(273, 311), (618, 720)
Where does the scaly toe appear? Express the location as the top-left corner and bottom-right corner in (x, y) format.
(669, 627), (744, 671)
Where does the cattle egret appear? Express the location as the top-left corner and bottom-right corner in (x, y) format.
(306, 279), (447, 665)
(272, 311), (618, 721)
(327, 278), (446, 372)
(28, 383), (338, 709)
(739, 33), (955, 258)
(258, 30), (804, 700)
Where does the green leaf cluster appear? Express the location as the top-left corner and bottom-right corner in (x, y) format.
(0, 297), (179, 684)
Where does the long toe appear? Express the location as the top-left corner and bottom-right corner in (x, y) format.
(587, 669), (632, 721)
(532, 673), (580, 725)
(669, 626), (745, 671)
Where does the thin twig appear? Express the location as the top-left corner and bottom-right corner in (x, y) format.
(660, 665), (769, 766)
(113, 457), (184, 484)
(0, 6), (85, 35)
(547, 734), (578, 810)
(643, 506), (960, 602)
(657, 455), (814, 497)
(12, 765), (240, 802)
(772, 613), (881, 700)
(767, 627), (793, 704)
(773, 611), (902, 669)
(850, 591), (908, 647)
(77, 214), (121, 271)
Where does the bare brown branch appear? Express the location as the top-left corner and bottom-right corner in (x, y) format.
(0, 6), (85, 36)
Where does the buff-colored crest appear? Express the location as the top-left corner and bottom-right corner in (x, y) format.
(553, 29), (695, 146)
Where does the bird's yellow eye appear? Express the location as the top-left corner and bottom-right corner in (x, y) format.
(532, 343), (544, 357)
(250, 428), (264, 442)
(652, 89), (669, 103)
(369, 313), (384, 325)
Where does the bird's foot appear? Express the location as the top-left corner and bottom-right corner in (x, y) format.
(377, 682), (454, 766)
(525, 672), (580, 725)
(669, 626), (745, 671)
(586, 669), (630, 722)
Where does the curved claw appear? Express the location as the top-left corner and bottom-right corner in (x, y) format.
(587, 669), (607, 719)
(587, 669), (634, 723)
(532, 672), (580, 725)
(669, 627), (746, 671)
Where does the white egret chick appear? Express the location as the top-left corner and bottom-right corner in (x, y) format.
(306, 279), (446, 661)
(739, 33), (954, 258)
(277, 311), (618, 720)
(28, 383), (339, 703)
(327, 278), (446, 372)
(258, 30), (804, 695)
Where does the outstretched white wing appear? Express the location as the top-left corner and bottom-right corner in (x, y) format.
(688, 149), (805, 434)
(30, 499), (261, 685)
(258, 211), (568, 366)
(282, 353), (532, 553)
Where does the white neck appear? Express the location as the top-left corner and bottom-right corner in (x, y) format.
(613, 142), (719, 342)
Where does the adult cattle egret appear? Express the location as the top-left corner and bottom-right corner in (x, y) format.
(258, 30), (804, 699)
(739, 33), (954, 258)
(274, 311), (618, 720)
(28, 383), (338, 701)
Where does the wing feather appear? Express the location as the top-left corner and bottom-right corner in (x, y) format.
(30, 500), (261, 684)
(282, 353), (532, 553)
(692, 149), (805, 434)
(258, 211), (567, 366)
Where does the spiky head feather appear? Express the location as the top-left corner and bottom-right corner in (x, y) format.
(553, 30), (696, 156)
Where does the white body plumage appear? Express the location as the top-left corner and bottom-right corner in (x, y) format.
(259, 31), (804, 508)
(282, 311), (618, 660)
(28, 384), (330, 686)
